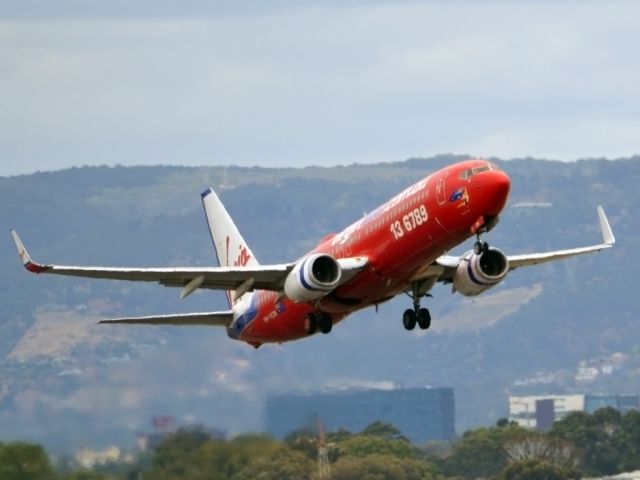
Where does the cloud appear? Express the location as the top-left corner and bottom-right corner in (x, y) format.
(1, 1), (639, 175)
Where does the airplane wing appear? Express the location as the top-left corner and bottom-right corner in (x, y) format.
(11, 230), (293, 294)
(99, 311), (234, 326)
(505, 206), (615, 270)
(11, 231), (369, 298)
(418, 206), (615, 284)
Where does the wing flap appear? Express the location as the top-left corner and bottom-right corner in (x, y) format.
(99, 311), (234, 326)
(337, 256), (369, 284)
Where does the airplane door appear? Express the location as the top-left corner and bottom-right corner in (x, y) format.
(435, 172), (448, 205)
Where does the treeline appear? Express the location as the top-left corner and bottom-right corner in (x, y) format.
(2, 407), (640, 479)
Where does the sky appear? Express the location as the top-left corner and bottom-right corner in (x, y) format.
(1, 0), (639, 176)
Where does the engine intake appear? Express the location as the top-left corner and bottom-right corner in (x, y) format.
(453, 247), (509, 296)
(284, 254), (342, 302)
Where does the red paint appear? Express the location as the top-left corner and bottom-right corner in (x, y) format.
(25, 262), (49, 274)
(234, 246), (251, 267)
(236, 159), (511, 345)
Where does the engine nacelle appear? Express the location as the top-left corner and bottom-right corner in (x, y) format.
(284, 253), (342, 302)
(453, 247), (509, 296)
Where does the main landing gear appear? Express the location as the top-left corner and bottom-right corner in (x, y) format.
(305, 312), (333, 335)
(402, 281), (431, 331)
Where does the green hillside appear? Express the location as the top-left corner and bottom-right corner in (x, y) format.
(1, 155), (638, 452)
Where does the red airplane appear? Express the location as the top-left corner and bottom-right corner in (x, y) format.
(11, 159), (615, 348)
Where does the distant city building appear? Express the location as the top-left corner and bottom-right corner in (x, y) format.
(75, 446), (134, 469)
(584, 394), (639, 415)
(264, 387), (455, 444)
(509, 394), (639, 430)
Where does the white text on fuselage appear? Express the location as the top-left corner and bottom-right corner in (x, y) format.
(330, 177), (429, 247)
(389, 204), (429, 239)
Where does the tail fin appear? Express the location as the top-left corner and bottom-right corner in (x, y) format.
(201, 188), (260, 305)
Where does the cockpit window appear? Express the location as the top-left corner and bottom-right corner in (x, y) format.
(459, 163), (495, 180)
(472, 165), (491, 175)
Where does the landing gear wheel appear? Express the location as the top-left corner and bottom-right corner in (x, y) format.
(317, 313), (333, 334)
(474, 241), (489, 255)
(402, 309), (417, 331)
(304, 314), (317, 335)
(417, 308), (431, 330)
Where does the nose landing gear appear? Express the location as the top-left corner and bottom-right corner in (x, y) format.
(472, 215), (498, 254)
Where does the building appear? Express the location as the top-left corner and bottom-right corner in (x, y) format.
(584, 394), (639, 415)
(509, 394), (639, 430)
(264, 387), (455, 444)
(75, 446), (134, 469)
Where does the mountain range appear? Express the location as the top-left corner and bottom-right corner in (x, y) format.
(1, 154), (638, 453)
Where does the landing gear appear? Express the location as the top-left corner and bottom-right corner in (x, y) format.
(402, 309), (417, 330)
(417, 308), (431, 330)
(317, 313), (333, 334)
(403, 281), (432, 331)
(474, 240), (489, 255)
(473, 226), (491, 255)
(305, 312), (333, 335)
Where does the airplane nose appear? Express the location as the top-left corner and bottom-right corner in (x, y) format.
(485, 170), (511, 216)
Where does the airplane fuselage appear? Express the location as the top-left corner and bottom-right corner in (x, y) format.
(230, 159), (511, 346)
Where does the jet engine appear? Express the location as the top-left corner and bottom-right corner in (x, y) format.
(284, 253), (342, 302)
(453, 247), (509, 296)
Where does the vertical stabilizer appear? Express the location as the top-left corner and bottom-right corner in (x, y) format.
(201, 188), (260, 306)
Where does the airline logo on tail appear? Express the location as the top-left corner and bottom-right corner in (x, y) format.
(226, 236), (252, 267)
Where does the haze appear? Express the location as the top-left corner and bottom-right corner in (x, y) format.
(1, 0), (639, 176)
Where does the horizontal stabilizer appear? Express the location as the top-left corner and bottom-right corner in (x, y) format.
(99, 311), (234, 327)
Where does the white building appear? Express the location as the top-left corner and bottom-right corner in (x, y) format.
(74, 446), (134, 469)
(509, 394), (639, 430)
(509, 395), (585, 429)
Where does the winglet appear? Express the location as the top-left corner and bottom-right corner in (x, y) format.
(10, 230), (49, 273)
(597, 206), (615, 246)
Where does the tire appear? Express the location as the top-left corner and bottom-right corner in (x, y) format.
(402, 309), (417, 330)
(417, 308), (431, 330)
(318, 313), (333, 334)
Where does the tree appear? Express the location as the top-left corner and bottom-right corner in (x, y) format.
(229, 448), (314, 480)
(332, 453), (439, 480)
(502, 431), (578, 467)
(0, 442), (55, 480)
(441, 425), (525, 479)
(619, 410), (640, 472)
(147, 431), (314, 480)
(498, 459), (580, 480)
(337, 434), (413, 459)
(360, 422), (408, 442)
(551, 407), (624, 476)
(59, 471), (110, 480)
